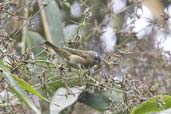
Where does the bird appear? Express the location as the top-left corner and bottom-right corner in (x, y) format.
(43, 41), (101, 69)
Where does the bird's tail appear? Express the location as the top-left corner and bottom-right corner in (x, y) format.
(44, 41), (60, 53)
(43, 41), (71, 59)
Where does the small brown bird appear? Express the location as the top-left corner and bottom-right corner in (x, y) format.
(44, 41), (101, 69)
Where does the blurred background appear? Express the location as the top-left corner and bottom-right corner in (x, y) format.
(0, 0), (171, 114)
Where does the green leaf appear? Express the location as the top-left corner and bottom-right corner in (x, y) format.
(79, 92), (111, 111)
(0, 69), (41, 114)
(13, 74), (49, 102)
(131, 95), (171, 114)
(78, 87), (124, 111)
(38, 0), (64, 47)
(0, 59), (10, 72)
(23, 30), (44, 54)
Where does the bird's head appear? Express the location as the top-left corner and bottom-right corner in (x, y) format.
(89, 51), (101, 64)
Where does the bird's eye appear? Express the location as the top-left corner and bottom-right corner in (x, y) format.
(95, 56), (101, 63)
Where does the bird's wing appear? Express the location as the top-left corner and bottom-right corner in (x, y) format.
(63, 47), (88, 58)
(44, 41), (72, 59)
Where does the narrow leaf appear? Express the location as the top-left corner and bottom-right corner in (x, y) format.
(38, 0), (64, 47)
(13, 74), (49, 102)
(0, 69), (41, 114)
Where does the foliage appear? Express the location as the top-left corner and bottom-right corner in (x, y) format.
(131, 95), (171, 114)
(0, 0), (171, 114)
